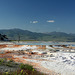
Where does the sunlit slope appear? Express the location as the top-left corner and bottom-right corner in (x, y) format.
(0, 29), (75, 41)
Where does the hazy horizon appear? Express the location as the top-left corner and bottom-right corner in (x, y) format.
(0, 28), (75, 34)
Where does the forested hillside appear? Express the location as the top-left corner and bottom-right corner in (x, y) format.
(0, 29), (75, 42)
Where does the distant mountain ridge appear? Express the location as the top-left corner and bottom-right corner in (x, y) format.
(0, 28), (75, 41)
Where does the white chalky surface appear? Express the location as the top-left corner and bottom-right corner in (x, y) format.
(0, 45), (37, 51)
(41, 52), (75, 75)
(20, 52), (75, 75)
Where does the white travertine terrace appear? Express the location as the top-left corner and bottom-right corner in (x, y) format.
(0, 43), (75, 75)
(41, 52), (75, 75)
(0, 45), (37, 51)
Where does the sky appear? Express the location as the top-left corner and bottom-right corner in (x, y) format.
(0, 0), (75, 33)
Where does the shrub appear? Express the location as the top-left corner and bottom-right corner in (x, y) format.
(0, 58), (5, 65)
(8, 59), (14, 62)
(20, 64), (33, 71)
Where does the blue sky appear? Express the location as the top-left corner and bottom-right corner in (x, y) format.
(0, 0), (75, 33)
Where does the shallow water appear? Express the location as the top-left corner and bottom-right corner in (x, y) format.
(15, 41), (75, 47)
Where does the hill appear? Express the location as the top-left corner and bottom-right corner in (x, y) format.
(0, 28), (75, 41)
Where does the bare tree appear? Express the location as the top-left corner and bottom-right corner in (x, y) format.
(17, 33), (20, 42)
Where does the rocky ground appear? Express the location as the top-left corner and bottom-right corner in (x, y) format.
(0, 43), (75, 75)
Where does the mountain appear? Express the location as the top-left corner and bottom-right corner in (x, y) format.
(0, 28), (46, 41)
(44, 31), (69, 37)
(0, 28), (75, 41)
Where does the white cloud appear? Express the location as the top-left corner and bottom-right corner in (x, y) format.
(30, 21), (38, 24)
(47, 20), (55, 23)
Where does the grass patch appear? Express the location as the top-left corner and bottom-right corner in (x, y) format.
(20, 64), (33, 71)
(0, 58), (45, 75)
